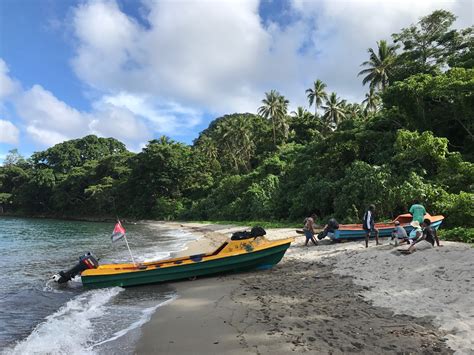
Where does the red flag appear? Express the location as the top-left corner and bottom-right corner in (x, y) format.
(111, 221), (126, 243)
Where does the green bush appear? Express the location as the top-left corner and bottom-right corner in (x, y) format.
(434, 192), (474, 228)
(152, 197), (184, 220)
(439, 228), (474, 244)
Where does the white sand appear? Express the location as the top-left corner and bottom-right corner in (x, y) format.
(142, 221), (473, 354)
(314, 240), (474, 354)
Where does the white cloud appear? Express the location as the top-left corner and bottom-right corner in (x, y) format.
(71, 1), (141, 92)
(14, 84), (152, 148)
(98, 92), (203, 135)
(3, 1), (473, 151)
(0, 58), (190, 148)
(291, 0), (474, 103)
(0, 59), (19, 100)
(89, 103), (151, 142)
(69, 0), (309, 113)
(0, 119), (19, 144)
(294, 0), (472, 100)
(69, 0), (473, 115)
(16, 85), (86, 135)
(25, 126), (69, 147)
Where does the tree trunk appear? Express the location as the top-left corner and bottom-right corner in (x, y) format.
(272, 118), (277, 146)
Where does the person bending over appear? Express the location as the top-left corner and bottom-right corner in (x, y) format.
(303, 213), (319, 246)
(318, 218), (339, 240)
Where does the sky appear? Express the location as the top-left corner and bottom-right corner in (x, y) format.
(0, 0), (472, 162)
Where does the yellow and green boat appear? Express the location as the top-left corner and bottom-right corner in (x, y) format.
(55, 236), (293, 288)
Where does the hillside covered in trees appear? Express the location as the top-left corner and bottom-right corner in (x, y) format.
(1, 10), (473, 240)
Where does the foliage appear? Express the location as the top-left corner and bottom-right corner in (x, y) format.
(362, 87), (381, 115)
(321, 92), (346, 132)
(288, 107), (323, 144)
(383, 68), (474, 158)
(439, 227), (474, 244)
(305, 79), (328, 119)
(358, 40), (398, 90)
(0, 9), (472, 242)
(258, 90), (290, 146)
(31, 135), (126, 174)
(433, 192), (474, 228)
(391, 10), (467, 79)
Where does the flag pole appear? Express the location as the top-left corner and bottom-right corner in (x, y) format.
(116, 217), (136, 266)
(123, 234), (136, 266)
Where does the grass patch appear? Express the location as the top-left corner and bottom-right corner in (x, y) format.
(186, 220), (301, 229)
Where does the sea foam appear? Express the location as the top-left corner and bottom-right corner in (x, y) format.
(5, 288), (123, 355)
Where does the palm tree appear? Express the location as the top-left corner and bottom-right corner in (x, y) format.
(344, 103), (363, 120)
(358, 40), (398, 91)
(222, 116), (255, 172)
(362, 87), (381, 115)
(277, 94), (290, 141)
(321, 92), (346, 132)
(290, 106), (319, 142)
(291, 106), (312, 121)
(257, 90), (289, 146)
(305, 79), (328, 119)
(195, 135), (218, 162)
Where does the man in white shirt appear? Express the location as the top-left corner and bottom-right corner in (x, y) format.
(363, 204), (379, 248)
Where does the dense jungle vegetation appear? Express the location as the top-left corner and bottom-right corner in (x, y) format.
(1, 10), (473, 241)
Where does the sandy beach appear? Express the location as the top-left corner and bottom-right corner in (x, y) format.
(136, 222), (473, 354)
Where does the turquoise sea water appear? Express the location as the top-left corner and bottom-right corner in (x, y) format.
(0, 217), (196, 354)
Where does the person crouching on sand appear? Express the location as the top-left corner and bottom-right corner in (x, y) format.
(303, 214), (318, 246)
(403, 219), (440, 254)
(391, 220), (407, 246)
(408, 220), (423, 243)
(363, 204), (379, 248)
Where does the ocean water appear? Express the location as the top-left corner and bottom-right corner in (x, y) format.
(0, 217), (197, 354)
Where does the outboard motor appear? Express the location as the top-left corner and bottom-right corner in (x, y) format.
(52, 252), (99, 284)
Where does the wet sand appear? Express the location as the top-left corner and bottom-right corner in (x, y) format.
(136, 222), (473, 354)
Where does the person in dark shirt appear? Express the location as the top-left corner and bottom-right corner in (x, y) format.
(420, 219), (440, 246)
(363, 204), (379, 248)
(402, 218), (440, 253)
(317, 218), (339, 240)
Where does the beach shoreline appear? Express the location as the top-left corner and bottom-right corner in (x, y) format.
(136, 221), (473, 354)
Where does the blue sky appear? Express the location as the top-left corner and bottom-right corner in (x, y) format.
(0, 0), (472, 162)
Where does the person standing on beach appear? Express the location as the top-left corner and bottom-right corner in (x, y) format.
(409, 200), (426, 224)
(363, 204), (379, 248)
(303, 214), (318, 246)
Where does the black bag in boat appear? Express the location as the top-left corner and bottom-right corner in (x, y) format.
(231, 226), (266, 240)
(250, 226), (266, 237)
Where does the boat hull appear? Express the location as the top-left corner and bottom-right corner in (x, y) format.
(333, 214), (444, 240)
(81, 241), (291, 288)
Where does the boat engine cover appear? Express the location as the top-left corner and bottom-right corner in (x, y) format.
(53, 252), (99, 284)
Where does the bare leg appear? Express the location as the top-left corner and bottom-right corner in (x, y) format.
(375, 229), (380, 245)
